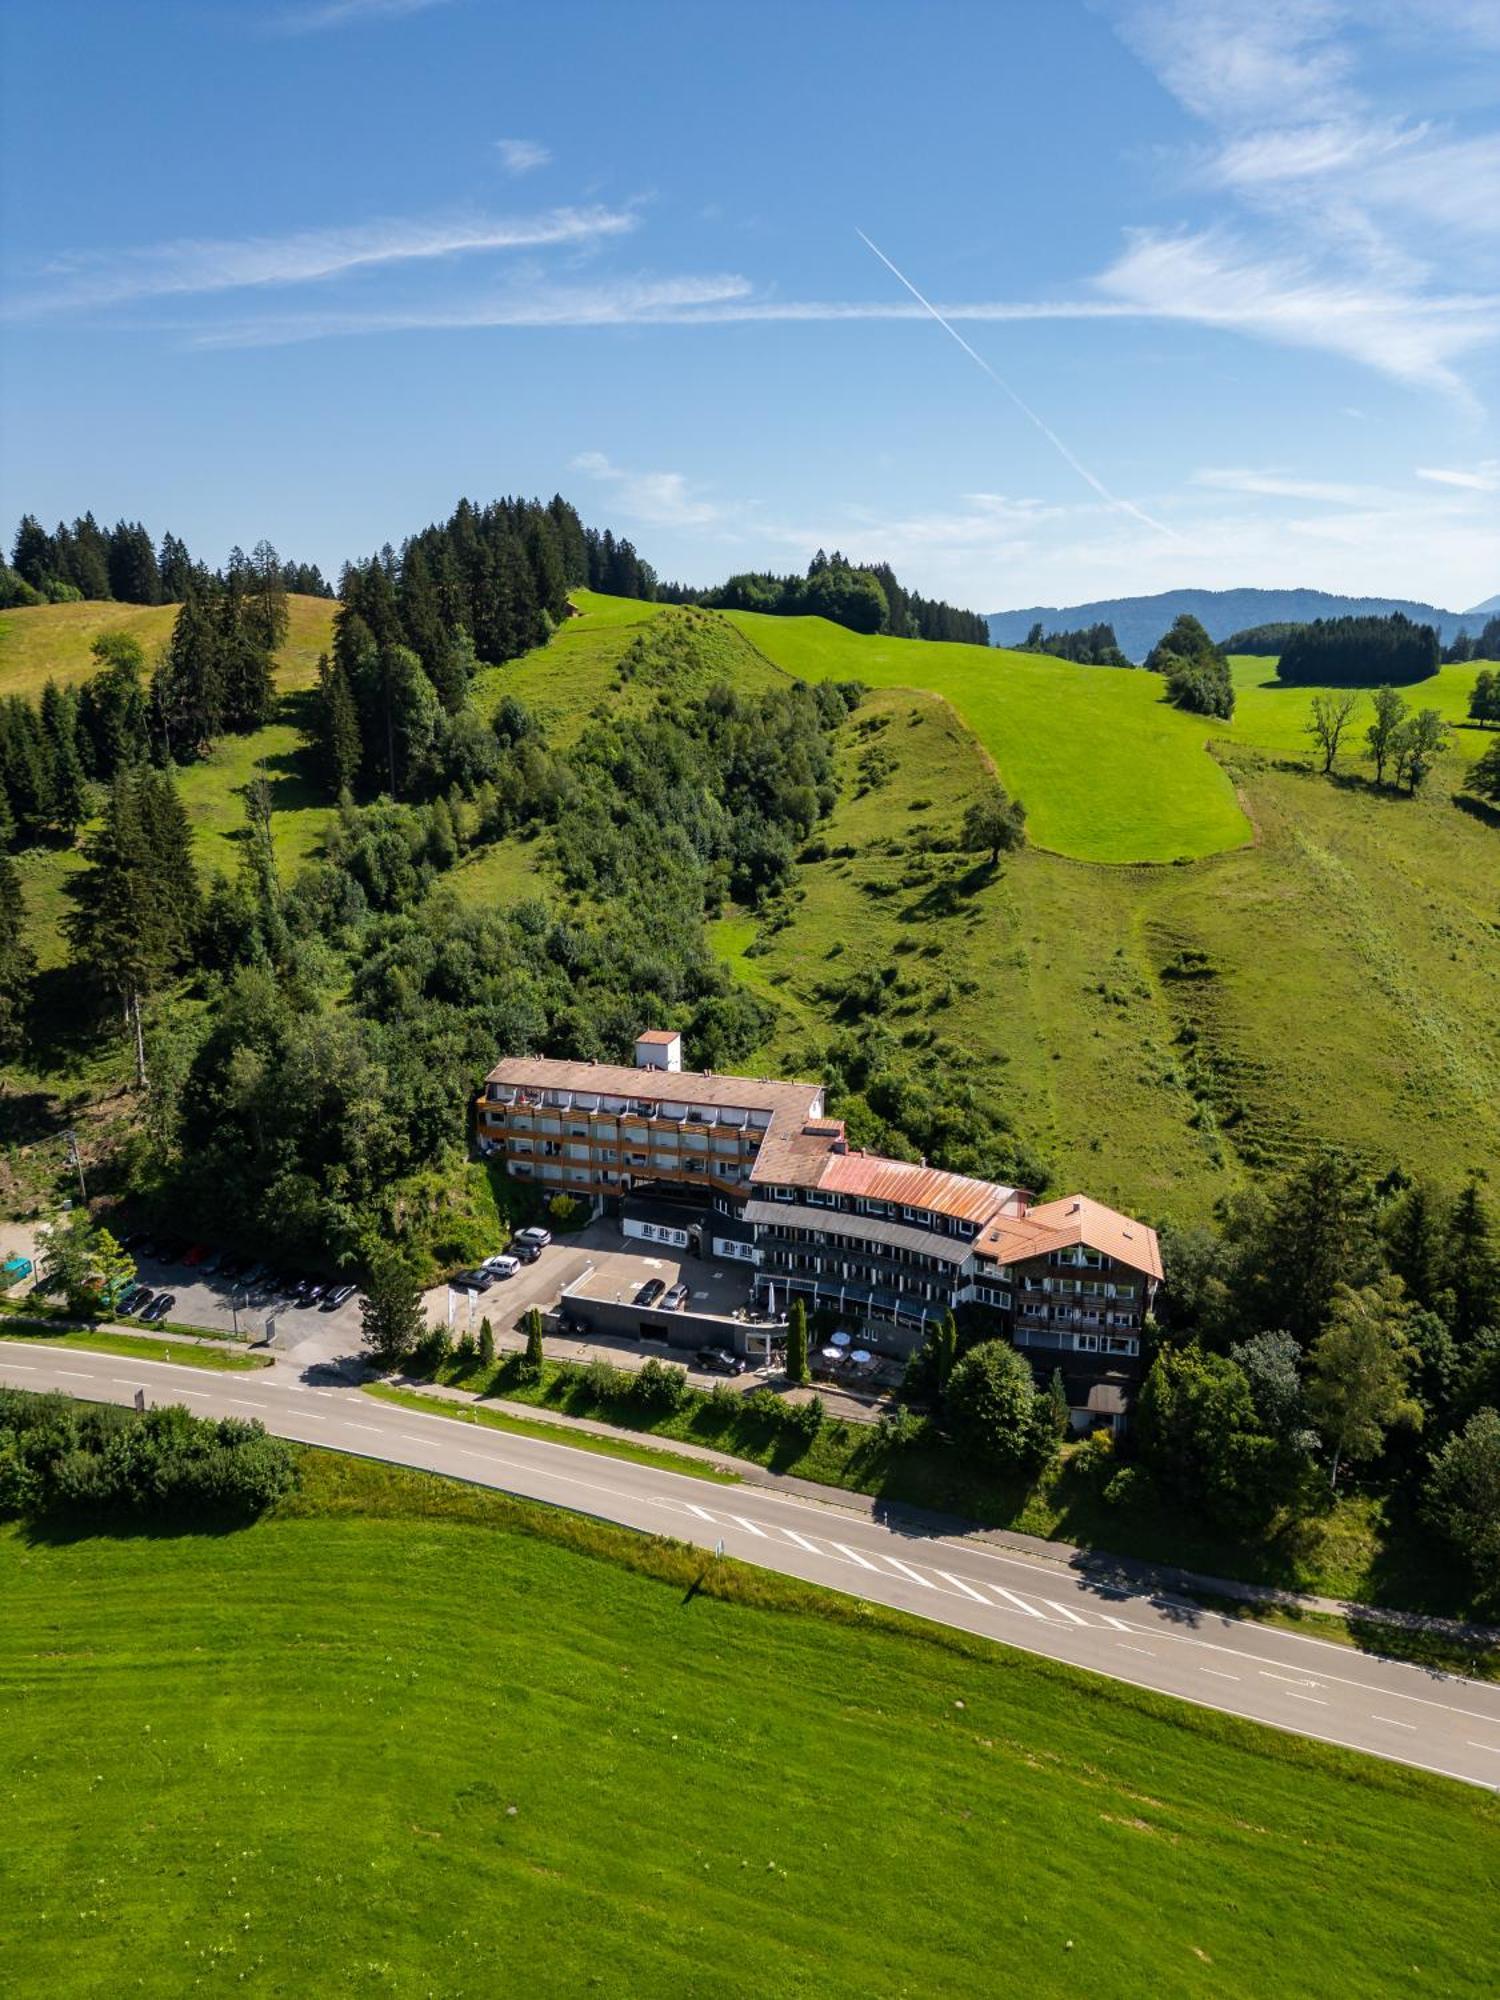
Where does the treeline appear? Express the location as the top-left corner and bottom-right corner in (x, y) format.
(1145, 614), (1235, 719)
(4, 512), (331, 609)
(0, 553), (288, 853)
(1221, 621), (1304, 655)
(1446, 617), (1500, 666)
(1017, 621), (1130, 667)
(1277, 613), (1439, 687)
(660, 550), (990, 645)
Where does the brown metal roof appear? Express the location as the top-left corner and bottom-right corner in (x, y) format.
(815, 1151), (1022, 1226)
(484, 1055), (824, 1125)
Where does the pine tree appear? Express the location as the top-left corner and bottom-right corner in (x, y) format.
(107, 520), (161, 604)
(478, 1316), (495, 1369)
(523, 1306), (546, 1378)
(69, 513), (113, 599)
(1384, 1182), (1446, 1312)
(0, 852), (36, 1059)
(246, 540), (289, 652)
(157, 531), (194, 601)
(154, 589), (225, 756)
(360, 1248), (426, 1368)
(315, 654), (363, 798)
(12, 514), (55, 590)
(1446, 1180), (1499, 1345)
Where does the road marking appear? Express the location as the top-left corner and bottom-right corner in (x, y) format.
(1467, 1741), (1500, 1755)
(1283, 1692), (1328, 1706)
(833, 1541), (881, 1572)
(783, 1529), (825, 1556)
(883, 1555), (939, 1590)
(1097, 1614), (1134, 1631)
(49, 1369), (91, 1379)
(731, 1515), (770, 1539)
(1373, 1717), (1416, 1730)
(1259, 1669), (1324, 1688)
(1041, 1598), (1089, 1627)
(1117, 1643), (1155, 1656)
(985, 1584), (1046, 1619)
(1201, 1668), (1241, 1682)
(937, 1570), (991, 1603)
(225, 1399), (267, 1411)
(684, 1503), (719, 1523)
(343, 1423), (381, 1435)
(296, 1413), (327, 1423)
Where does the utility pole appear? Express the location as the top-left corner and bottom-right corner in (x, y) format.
(64, 1128), (87, 1206)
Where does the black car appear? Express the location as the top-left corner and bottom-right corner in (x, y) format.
(696, 1346), (747, 1376)
(505, 1239), (542, 1264)
(115, 1284), (147, 1316)
(127, 1288), (156, 1317)
(634, 1278), (667, 1308)
(450, 1268), (495, 1293)
(142, 1292), (175, 1323)
(322, 1282), (357, 1310)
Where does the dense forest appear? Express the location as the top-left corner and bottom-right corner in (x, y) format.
(1145, 614), (1235, 719)
(1445, 616), (1500, 666)
(3, 511), (331, 608)
(1015, 620), (1130, 666)
(1277, 612), (1440, 687)
(661, 551), (990, 644)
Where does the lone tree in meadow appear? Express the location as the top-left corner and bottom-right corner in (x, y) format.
(1365, 685), (1407, 786)
(962, 783), (1026, 866)
(786, 1298), (811, 1385)
(1305, 689), (1362, 775)
(1467, 737), (1500, 805)
(1393, 708), (1450, 795)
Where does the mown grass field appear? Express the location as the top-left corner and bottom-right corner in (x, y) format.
(0, 592), (336, 697)
(3, 1449), (1496, 1999)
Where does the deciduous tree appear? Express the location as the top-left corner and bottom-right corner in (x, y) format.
(1307, 1279), (1422, 1490)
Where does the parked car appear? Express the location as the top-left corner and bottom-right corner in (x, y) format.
(481, 1253), (520, 1278)
(127, 1288), (155, 1318)
(514, 1225), (551, 1249)
(450, 1268), (495, 1293)
(662, 1283), (688, 1311)
(1, 1254), (33, 1288)
(506, 1240), (542, 1264)
(321, 1282), (357, 1310)
(293, 1279), (327, 1308)
(696, 1346), (747, 1376)
(634, 1278), (667, 1307)
(142, 1292), (175, 1323)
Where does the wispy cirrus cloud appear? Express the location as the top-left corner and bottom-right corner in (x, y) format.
(1107, 2), (1500, 399)
(494, 137), (550, 176)
(5, 205), (636, 317)
(270, 0), (456, 35)
(1415, 461), (1500, 491)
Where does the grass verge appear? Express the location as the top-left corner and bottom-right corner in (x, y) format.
(364, 1380), (742, 1481)
(3, 1446), (1498, 1998)
(0, 1323), (268, 1370)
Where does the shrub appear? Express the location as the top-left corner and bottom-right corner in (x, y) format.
(742, 1385), (784, 1427)
(1103, 1465), (1144, 1509)
(877, 1405), (931, 1449)
(784, 1394), (824, 1439)
(478, 1318), (495, 1368)
(548, 1192), (579, 1227)
(630, 1357), (689, 1414)
(1068, 1428), (1116, 1490)
(455, 1331), (477, 1369)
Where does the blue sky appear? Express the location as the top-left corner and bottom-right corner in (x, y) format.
(2, 0), (1497, 611)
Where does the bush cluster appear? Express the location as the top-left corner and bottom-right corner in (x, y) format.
(0, 1389), (297, 1519)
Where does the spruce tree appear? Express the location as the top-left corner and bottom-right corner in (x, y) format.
(246, 540), (289, 652)
(0, 852), (36, 1059)
(523, 1306), (546, 1378)
(12, 514), (55, 591)
(154, 590), (225, 756)
(1446, 1180), (1499, 1345)
(360, 1249), (426, 1368)
(786, 1298), (810, 1384)
(315, 654), (363, 798)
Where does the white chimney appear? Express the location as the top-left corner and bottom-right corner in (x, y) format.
(634, 1030), (682, 1073)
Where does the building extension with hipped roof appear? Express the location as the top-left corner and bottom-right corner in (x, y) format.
(476, 1031), (1162, 1427)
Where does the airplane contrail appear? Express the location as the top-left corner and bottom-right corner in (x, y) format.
(855, 228), (1177, 540)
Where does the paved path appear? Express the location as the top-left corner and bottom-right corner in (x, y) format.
(6, 1343), (1500, 1793)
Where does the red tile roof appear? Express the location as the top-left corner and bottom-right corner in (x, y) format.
(975, 1194), (1163, 1282)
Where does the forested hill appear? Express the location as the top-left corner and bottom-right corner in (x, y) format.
(987, 586), (1486, 662)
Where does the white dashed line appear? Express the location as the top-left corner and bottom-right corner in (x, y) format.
(986, 1584), (1046, 1619)
(1117, 1643), (1155, 1656)
(731, 1516), (770, 1539)
(1373, 1717), (1416, 1730)
(1467, 1740), (1500, 1755)
(831, 1541), (880, 1572)
(343, 1423), (381, 1435)
(1284, 1692), (1328, 1706)
(1201, 1668), (1241, 1682)
(50, 1369), (91, 1380)
(783, 1529), (825, 1556)
(883, 1556), (938, 1590)
(684, 1503), (719, 1523)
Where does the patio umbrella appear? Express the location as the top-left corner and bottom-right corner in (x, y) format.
(819, 1347), (843, 1363)
(850, 1349), (873, 1364)
(831, 1330), (852, 1347)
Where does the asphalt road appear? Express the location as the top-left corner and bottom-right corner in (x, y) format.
(6, 1343), (1500, 1793)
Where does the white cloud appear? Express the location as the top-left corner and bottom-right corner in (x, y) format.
(271, 0), (454, 34)
(494, 138), (550, 176)
(7, 206), (637, 315)
(1095, 228), (1499, 398)
(1415, 461), (1500, 491)
(1192, 467), (1395, 505)
(570, 451), (723, 529)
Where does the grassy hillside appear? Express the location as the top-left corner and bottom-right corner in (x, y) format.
(708, 630), (1500, 1217)
(0, 591), (336, 697)
(1227, 654), (1490, 764)
(727, 611), (1253, 864)
(3, 1449), (1496, 1999)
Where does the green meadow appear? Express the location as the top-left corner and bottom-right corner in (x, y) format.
(3, 1448), (1496, 1999)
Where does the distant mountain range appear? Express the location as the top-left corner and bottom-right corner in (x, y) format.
(986, 587), (1497, 662)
